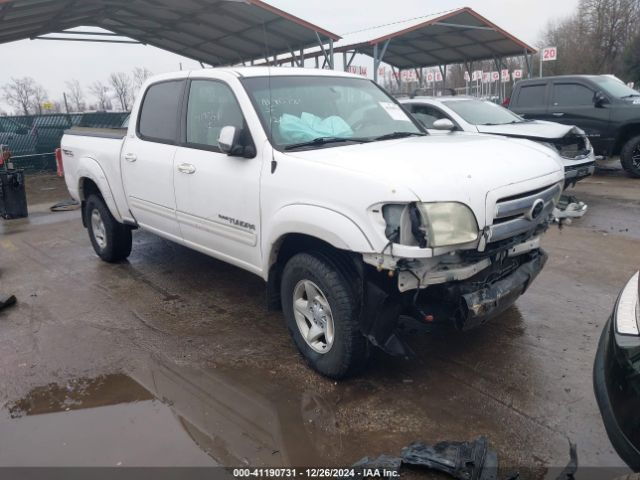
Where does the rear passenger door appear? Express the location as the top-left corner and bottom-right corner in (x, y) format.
(510, 82), (549, 120)
(549, 81), (612, 150)
(122, 78), (186, 241)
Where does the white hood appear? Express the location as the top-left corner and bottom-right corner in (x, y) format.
(476, 120), (580, 140)
(285, 133), (564, 226)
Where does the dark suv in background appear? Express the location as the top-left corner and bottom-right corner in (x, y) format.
(509, 75), (640, 177)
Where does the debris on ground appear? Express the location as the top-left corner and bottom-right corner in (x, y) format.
(554, 442), (578, 480)
(50, 199), (80, 212)
(0, 293), (16, 311)
(353, 436), (498, 480)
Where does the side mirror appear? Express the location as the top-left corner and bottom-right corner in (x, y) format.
(594, 91), (609, 108)
(218, 125), (256, 158)
(218, 126), (239, 154)
(432, 118), (456, 131)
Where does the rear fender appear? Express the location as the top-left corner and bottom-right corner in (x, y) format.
(77, 156), (123, 223)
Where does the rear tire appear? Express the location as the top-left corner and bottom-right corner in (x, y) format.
(85, 194), (132, 263)
(620, 135), (640, 178)
(281, 252), (369, 379)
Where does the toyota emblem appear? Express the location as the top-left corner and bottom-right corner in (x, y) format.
(528, 199), (545, 221)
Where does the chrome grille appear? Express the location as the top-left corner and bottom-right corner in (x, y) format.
(489, 183), (562, 243)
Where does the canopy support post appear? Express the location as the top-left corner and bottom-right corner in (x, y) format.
(315, 32), (334, 70)
(373, 39), (391, 83)
(494, 56), (503, 101)
(524, 50), (533, 79)
(343, 50), (357, 72)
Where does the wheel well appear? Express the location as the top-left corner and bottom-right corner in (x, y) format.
(79, 178), (103, 227)
(266, 234), (362, 312)
(614, 124), (640, 155)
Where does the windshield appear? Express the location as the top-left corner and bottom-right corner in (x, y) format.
(442, 99), (525, 126)
(592, 76), (640, 98)
(241, 75), (422, 149)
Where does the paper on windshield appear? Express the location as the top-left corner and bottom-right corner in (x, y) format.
(379, 102), (409, 121)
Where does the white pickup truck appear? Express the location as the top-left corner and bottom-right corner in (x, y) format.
(61, 67), (564, 378)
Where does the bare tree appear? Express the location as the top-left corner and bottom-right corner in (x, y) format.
(31, 84), (49, 115)
(109, 72), (133, 111)
(132, 67), (152, 91)
(539, 0), (640, 77)
(2, 77), (37, 115)
(89, 81), (111, 111)
(624, 32), (640, 82)
(65, 79), (85, 112)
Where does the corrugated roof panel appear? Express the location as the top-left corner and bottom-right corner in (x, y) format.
(0, 0), (340, 65)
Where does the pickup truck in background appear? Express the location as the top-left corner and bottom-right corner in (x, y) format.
(509, 74), (640, 178)
(61, 68), (564, 378)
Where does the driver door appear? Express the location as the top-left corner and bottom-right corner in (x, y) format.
(173, 78), (262, 273)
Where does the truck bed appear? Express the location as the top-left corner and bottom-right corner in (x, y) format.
(64, 127), (127, 140)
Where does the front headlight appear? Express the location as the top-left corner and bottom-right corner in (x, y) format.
(417, 202), (479, 248)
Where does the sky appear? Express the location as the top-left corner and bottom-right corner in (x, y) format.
(0, 0), (579, 113)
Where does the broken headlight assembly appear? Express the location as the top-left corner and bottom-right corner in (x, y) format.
(383, 202), (479, 248)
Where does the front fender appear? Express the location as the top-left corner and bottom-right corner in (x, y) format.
(76, 156), (123, 223)
(265, 204), (374, 269)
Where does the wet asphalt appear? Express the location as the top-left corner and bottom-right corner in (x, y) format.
(0, 166), (639, 478)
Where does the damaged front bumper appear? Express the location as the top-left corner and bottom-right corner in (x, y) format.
(450, 249), (547, 330)
(361, 248), (548, 355)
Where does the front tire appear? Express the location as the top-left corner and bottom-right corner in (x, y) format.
(620, 135), (640, 178)
(85, 194), (132, 263)
(281, 252), (369, 379)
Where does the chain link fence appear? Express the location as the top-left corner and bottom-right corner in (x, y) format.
(0, 112), (129, 172)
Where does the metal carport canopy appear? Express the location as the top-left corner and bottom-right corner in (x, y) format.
(0, 0), (341, 67)
(335, 7), (536, 78)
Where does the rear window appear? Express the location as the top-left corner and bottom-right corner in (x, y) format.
(138, 80), (184, 143)
(516, 84), (546, 108)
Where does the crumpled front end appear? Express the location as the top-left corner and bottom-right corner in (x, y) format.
(360, 178), (562, 354)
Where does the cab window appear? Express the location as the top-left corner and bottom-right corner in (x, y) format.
(516, 84), (546, 108)
(553, 83), (594, 107)
(410, 104), (450, 129)
(186, 80), (245, 150)
(138, 80), (184, 143)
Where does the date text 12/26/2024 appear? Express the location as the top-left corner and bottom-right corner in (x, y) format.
(232, 469), (400, 478)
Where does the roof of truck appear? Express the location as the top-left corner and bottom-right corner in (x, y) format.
(150, 66), (363, 81)
(403, 96), (477, 102)
(515, 74), (613, 83)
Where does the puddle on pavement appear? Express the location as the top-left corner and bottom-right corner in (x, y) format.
(0, 359), (353, 467)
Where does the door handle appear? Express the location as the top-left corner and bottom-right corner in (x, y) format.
(552, 112), (565, 117)
(124, 153), (137, 162)
(177, 163), (196, 174)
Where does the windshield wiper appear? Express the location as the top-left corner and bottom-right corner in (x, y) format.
(374, 131), (426, 141)
(621, 94), (640, 98)
(283, 136), (371, 151)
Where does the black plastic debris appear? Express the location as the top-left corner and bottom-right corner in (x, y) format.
(352, 436), (498, 480)
(402, 436), (498, 480)
(50, 199), (80, 212)
(0, 293), (16, 311)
